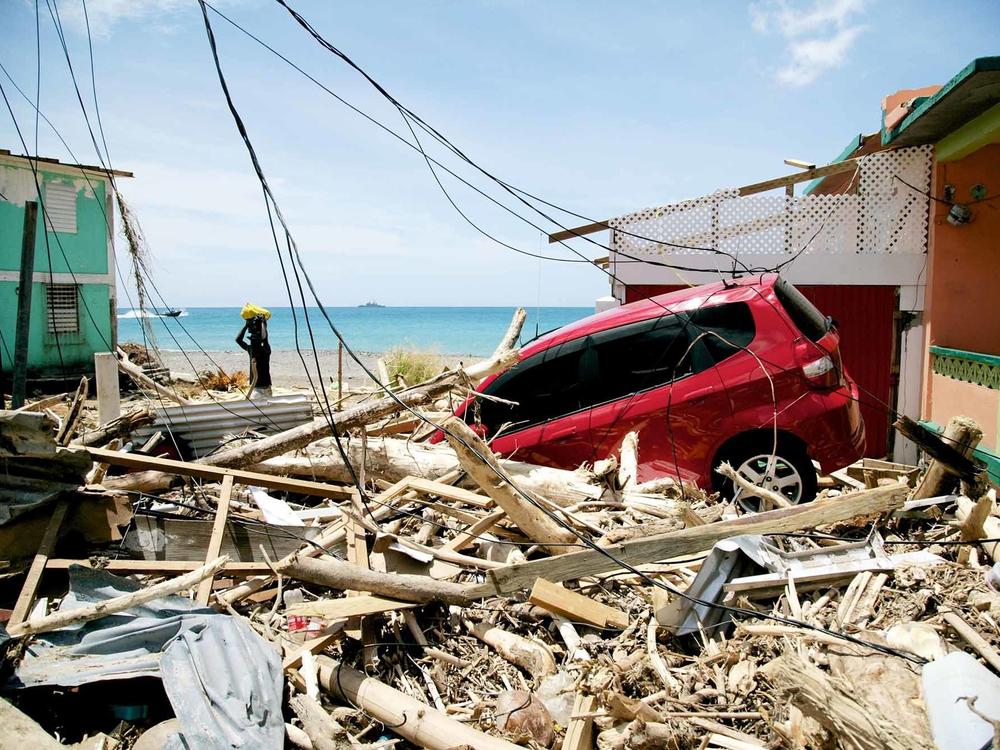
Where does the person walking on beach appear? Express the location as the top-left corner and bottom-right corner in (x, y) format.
(236, 306), (272, 400)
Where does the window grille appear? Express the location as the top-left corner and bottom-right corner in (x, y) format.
(46, 284), (80, 334)
(43, 181), (78, 233)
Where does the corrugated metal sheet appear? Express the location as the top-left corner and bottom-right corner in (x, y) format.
(133, 394), (313, 458)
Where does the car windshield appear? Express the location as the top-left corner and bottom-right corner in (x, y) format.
(774, 278), (830, 342)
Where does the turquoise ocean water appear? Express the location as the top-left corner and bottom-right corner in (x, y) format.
(117, 306), (593, 357)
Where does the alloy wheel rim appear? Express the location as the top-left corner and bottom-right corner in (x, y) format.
(733, 453), (804, 511)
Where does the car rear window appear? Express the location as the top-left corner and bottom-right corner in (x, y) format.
(774, 278), (829, 342)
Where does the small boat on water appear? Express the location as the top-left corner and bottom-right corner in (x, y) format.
(163, 309), (185, 318)
(358, 301), (385, 308)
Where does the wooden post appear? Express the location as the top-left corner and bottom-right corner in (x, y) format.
(337, 341), (343, 405)
(94, 352), (121, 426)
(911, 416), (983, 500)
(12, 201), (39, 409)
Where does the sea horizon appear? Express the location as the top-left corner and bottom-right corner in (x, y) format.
(117, 305), (595, 357)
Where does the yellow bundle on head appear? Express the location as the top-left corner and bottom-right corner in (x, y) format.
(241, 303), (271, 320)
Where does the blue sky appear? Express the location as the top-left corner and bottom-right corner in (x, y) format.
(1, 0), (997, 307)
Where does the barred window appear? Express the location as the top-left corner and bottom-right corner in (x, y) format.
(44, 181), (78, 233)
(46, 284), (79, 334)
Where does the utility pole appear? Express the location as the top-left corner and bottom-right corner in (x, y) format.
(12, 201), (38, 408)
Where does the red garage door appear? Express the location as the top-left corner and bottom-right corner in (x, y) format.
(623, 283), (897, 457)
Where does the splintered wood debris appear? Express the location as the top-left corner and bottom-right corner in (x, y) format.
(2, 313), (999, 749)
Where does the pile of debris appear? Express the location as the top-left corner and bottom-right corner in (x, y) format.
(2, 313), (999, 749)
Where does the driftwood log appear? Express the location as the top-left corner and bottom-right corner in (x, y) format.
(7, 556), (229, 638)
(465, 618), (557, 675)
(315, 655), (523, 750)
(442, 416), (578, 552)
(274, 554), (477, 606)
(253, 437), (684, 511)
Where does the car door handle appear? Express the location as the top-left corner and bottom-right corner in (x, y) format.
(686, 386), (715, 401)
(550, 425), (577, 440)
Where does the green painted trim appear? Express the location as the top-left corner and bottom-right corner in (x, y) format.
(936, 101), (1000, 162)
(803, 133), (863, 195)
(919, 419), (1000, 486)
(930, 346), (1000, 369)
(931, 348), (1000, 391)
(883, 57), (1000, 145)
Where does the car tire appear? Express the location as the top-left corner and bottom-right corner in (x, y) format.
(714, 438), (818, 512)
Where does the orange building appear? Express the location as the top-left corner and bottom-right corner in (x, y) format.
(881, 58), (1000, 483)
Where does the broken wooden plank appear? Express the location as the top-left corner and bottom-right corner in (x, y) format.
(286, 595), (418, 619)
(8, 500), (70, 629)
(528, 578), (629, 629)
(479, 484), (908, 596)
(560, 693), (596, 750)
(55, 376), (88, 446)
(442, 508), (507, 552)
(196, 474), (234, 604)
(941, 609), (1000, 674)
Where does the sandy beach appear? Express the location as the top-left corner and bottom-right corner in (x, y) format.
(157, 349), (472, 389)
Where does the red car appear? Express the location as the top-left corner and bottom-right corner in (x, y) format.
(446, 274), (864, 506)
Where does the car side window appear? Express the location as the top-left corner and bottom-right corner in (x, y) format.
(688, 302), (756, 364)
(477, 339), (589, 432)
(588, 314), (694, 406)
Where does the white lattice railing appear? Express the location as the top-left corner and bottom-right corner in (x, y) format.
(609, 145), (932, 266)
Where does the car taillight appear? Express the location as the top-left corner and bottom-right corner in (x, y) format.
(795, 339), (842, 389)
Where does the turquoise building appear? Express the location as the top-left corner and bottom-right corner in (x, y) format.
(0, 149), (131, 380)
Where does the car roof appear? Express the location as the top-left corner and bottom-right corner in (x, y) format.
(520, 273), (779, 358)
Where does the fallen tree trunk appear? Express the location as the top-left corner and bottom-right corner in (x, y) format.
(315, 655), (523, 750)
(476, 483), (908, 596)
(252, 437), (683, 510)
(442, 417), (578, 552)
(274, 554), (477, 606)
(72, 406), (154, 448)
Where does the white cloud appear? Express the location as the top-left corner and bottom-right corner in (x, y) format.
(53, 0), (244, 38)
(750, 0), (867, 87)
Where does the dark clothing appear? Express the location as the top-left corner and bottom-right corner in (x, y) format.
(236, 323), (272, 389)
